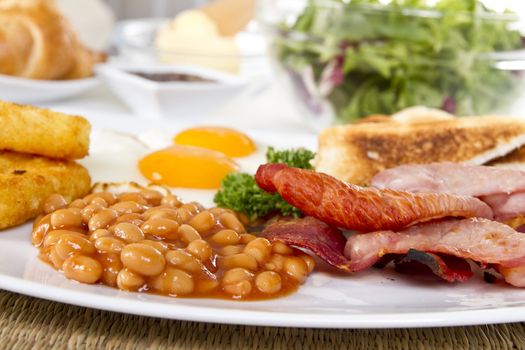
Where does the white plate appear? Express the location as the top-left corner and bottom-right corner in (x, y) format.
(0, 74), (99, 103)
(3, 117), (525, 329)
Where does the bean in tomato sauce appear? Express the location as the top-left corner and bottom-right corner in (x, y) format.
(32, 189), (314, 300)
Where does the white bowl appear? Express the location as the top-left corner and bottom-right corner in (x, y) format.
(0, 74), (99, 103)
(95, 63), (248, 120)
(112, 18), (268, 77)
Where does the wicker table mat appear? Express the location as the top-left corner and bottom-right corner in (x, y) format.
(1, 290), (524, 350)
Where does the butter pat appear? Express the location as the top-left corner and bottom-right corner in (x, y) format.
(155, 10), (240, 74)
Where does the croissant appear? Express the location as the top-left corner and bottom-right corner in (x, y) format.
(0, 0), (102, 80)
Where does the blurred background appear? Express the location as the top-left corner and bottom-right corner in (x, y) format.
(106, 0), (203, 19)
(106, 0), (525, 19)
(4, 0), (525, 130)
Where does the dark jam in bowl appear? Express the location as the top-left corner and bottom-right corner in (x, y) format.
(129, 72), (216, 83)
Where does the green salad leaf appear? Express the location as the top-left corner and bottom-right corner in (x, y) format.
(275, 0), (524, 122)
(213, 148), (315, 221)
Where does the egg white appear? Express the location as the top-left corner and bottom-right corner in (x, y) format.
(81, 128), (267, 208)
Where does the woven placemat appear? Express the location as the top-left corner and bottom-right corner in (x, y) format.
(0, 290), (524, 350)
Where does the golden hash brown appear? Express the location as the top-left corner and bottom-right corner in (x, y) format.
(0, 101), (90, 159)
(0, 151), (91, 229)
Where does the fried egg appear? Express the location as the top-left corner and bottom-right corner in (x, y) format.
(81, 128), (266, 207)
(173, 127), (256, 157)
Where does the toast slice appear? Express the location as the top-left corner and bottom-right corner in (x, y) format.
(488, 145), (525, 170)
(0, 101), (90, 159)
(315, 114), (525, 186)
(0, 151), (91, 229)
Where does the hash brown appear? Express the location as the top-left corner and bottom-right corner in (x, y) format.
(0, 151), (91, 229)
(0, 101), (90, 159)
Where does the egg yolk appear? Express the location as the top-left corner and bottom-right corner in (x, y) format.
(173, 127), (256, 157)
(138, 145), (239, 189)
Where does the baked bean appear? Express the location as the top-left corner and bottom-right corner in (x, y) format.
(43, 230), (83, 248)
(239, 233), (256, 244)
(84, 193), (109, 205)
(236, 212), (250, 226)
(43, 194), (67, 214)
(219, 213), (245, 233)
(186, 240), (212, 261)
(188, 211), (215, 233)
(272, 241), (293, 255)
(63, 255), (102, 284)
(255, 271), (282, 294)
(161, 193), (183, 208)
(140, 240), (169, 254)
(265, 254), (285, 272)
(141, 218), (179, 239)
(49, 246), (65, 269)
(143, 207), (179, 222)
(121, 243), (166, 276)
(89, 229), (111, 241)
(115, 213), (144, 226)
(113, 222), (145, 243)
(181, 202), (202, 215)
(223, 280), (252, 297)
(88, 209), (118, 231)
(55, 233), (96, 260)
(110, 201), (144, 215)
(221, 253), (258, 271)
(91, 192), (117, 205)
(209, 207), (228, 216)
(90, 197), (108, 208)
(99, 253), (123, 287)
(196, 279), (219, 293)
(244, 238), (271, 264)
(33, 214), (44, 230)
(81, 203), (104, 224)
(69, 199), (87, 209)
(165, 250), (202, 272)
(50, 209), (82, 229)
(118, 193), (148, 205)
(140, 189), (163, 206)
(95, 236), (126, 254)
(284, 256), (308, 283)
(150, 267), (194, 295)
(222, 267), (253, 285)
(178, 224), (201, 244)
(175, 208), (193, 224)
(117, 268), (146, 291)
(222, 268), (253, 297)
(32, 215), (51, 247)
(221, 245), (243, 256)
(211, 229), (240, 246)
(300, 254), (315, 274)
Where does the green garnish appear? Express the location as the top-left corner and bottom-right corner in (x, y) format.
(213, 147), (315, 221)
(275, 0), (524, 123)
(265, 146), (315, 170)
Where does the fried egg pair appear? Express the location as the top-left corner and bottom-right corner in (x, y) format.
(81, 127), (265, 205)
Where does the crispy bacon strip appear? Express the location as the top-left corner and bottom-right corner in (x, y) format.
(255, 164), (493, 232)
(262, 216), (352, 272)
(371, 162), (525, 196)
(371, 163), (525, 224)
(344, 218), (525, 278)
(394, 249), (473, 283)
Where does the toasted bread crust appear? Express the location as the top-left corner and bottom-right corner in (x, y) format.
(489, 145), (525, 165)
(315, 116), (525, 186)
(0, 151), (91, 229)
(0, 101), (90, 159)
